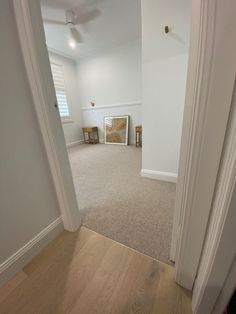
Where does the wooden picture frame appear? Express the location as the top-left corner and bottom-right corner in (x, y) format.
(104, 115), (129, 145)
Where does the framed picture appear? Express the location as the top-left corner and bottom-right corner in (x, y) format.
(104, 115), (129, 145)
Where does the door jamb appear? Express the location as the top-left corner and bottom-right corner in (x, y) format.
(13, 1), (236, 310)
(13, 0), (81, 232)
(172, 0), (236, 291)
(192, 83), (236, 314)
(212, 255), (236, 314)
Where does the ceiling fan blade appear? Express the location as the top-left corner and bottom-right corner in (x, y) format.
(74, 8), (101, 25)
(70, 27), (83, 43)
(43, 18), (66, 26)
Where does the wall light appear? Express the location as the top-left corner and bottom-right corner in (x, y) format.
(69, 41), (76, 49)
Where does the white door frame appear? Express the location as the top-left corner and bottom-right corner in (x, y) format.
(13, 0), (236, 312)
(192, 82), (236, 313)
(171, 0), (236, 291)
(13, 0), (81, 232)
(212, 254), (236, 314)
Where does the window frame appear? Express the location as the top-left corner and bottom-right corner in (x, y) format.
(50, 61), (73, 124)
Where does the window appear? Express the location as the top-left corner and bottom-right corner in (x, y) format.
(50, 63), (71, 120)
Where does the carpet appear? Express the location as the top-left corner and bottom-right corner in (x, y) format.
(68, 144), (176, 264)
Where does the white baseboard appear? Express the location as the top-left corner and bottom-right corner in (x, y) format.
(141, 169), (177, 183)
(100, 139), (136, 146)
(0, 217), (63, 287)
(66, 139), (84, 148)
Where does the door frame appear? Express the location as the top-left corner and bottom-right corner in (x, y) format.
(192, 81), (236, 313)
(171, 0), (236, 291)
(13, 0), (236, 312)
(212, 254), (236, 314)
(13, 0), (81, 232)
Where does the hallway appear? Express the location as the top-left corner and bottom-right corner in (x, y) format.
(0, 227), (191, 313)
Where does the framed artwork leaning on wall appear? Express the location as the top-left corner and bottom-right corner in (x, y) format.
(104, 115), (129, 145)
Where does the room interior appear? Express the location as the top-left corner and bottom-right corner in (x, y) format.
(1, 0), (235, 311)
(40, 0), (191, 264)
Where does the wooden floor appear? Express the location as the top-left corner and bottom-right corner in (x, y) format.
(0, 227), (192, 314)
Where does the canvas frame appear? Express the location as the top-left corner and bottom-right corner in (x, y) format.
(104, 115), (129, 146)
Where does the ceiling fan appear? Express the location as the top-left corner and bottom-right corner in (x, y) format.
(43, 8), (100, 43)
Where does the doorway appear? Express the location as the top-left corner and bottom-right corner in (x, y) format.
(14, 0), (236, 312)
(39, 0), (191, 265)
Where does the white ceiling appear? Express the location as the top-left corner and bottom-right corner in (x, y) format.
(40, 0), (141, 60)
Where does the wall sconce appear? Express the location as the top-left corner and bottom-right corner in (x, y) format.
(165, 26), (170, 33)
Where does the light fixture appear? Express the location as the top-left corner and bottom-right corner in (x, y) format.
(69, 40), (76, 48)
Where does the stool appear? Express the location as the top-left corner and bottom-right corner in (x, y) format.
(82, 127), (99, 144)
(136, 125), (142, 147)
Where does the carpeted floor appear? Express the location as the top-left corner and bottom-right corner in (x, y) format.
(68, 144), (176, 264)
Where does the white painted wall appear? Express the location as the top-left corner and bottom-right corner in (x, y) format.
(76, 41), (142, 144)
(0, 0), (61, 267)
(48, 52), (83, 145)
(141, 0), (191, 179)
(82, 103), (142, 144)
(142, 54), (188, 174)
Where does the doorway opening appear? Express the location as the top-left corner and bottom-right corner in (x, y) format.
(40, 0), (191, 265)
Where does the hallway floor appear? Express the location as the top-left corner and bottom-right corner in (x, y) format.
(0, 227), (192, 313)
(68, 144), (176, 264)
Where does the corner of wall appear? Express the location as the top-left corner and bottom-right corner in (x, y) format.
(0, 217), (63, 288)
(140, 169), (177, 183)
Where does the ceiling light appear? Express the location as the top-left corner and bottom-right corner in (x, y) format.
(69, 41), (76, 49)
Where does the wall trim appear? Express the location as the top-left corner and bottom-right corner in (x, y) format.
(141, 169), (177, 183)
(66, 139), (84, 148)
(172, 0), (235, 291)
(192, 82), (236, 314)
(0, 217), (63, 287)
(13, 0), (81, 232)
(82, 101), (142, 111)
(0, 217), (62, 274)
(213, 255), (236, 314)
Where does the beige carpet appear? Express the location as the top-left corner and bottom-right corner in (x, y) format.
(68, 144), (176, 264)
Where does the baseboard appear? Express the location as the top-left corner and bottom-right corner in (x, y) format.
(100, 139), (136, 146)
(0, 217), (63, 287)
(141, 169), (177, 183)
(66, 139), (84, 148)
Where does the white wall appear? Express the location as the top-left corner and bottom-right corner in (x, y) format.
(76, 41), (142, 144)
(0, 0), (61, 271)
(48, 52), (83, 145)
(141, 0), (191, 179)
(82, 103), (142, 144)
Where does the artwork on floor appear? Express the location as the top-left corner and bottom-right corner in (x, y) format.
(104, 115), (129, 145)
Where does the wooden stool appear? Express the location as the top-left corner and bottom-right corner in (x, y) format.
(136, 125), (142, 147)
(82, 127), (99, 144)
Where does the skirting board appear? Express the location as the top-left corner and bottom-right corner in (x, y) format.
(141, 169), (177, 183)
(67, 140), (136, 147)
(99, 139), (136, 146)
(66, 139), (84, 148)
(0, 217), (63, 288)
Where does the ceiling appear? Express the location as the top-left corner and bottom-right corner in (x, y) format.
(40, 0), (141, 60)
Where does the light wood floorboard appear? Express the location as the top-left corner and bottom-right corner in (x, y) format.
(0, 227), (192, 314)
(0, 271), (27, 304)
